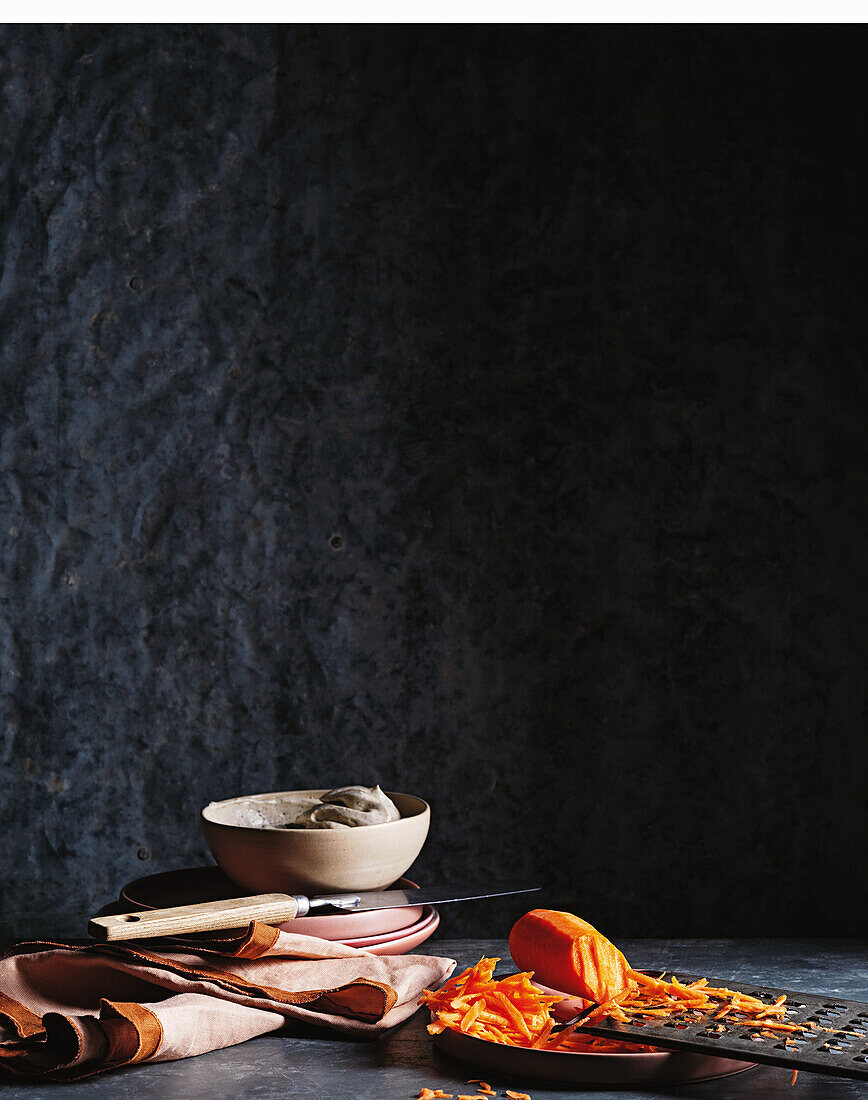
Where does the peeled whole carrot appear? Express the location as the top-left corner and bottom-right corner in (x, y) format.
(508, 909), (631, 1004)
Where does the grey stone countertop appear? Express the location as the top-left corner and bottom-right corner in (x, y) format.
(2, 938), (866, 1099)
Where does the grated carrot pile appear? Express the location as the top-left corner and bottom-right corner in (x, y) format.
(421, 957), (828, 1057)
(420, 958), (651, 1053)
(417, 1089), (533, 1099)
(421, 957), (561, 1048)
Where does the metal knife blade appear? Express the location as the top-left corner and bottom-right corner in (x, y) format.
(308, 881), (540, 913)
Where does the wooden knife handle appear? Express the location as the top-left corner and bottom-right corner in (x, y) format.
(88, 893), (302, 941)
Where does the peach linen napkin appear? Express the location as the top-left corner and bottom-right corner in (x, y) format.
(0, 923), (455, 1081)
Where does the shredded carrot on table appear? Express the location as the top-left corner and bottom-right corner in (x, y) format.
(421, 958), (816, 1056)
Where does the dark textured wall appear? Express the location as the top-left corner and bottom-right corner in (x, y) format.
(0, 26), (865, 942)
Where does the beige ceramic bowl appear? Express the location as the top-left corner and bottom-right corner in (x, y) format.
(201, 789), (430, 895)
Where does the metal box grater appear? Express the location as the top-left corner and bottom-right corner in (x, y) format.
(576, 972), (868, 1080)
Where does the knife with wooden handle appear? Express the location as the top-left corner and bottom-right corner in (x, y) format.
(88, 881), (540, 941)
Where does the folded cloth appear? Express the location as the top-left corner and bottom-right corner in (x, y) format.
(0, 923), (455, 1080)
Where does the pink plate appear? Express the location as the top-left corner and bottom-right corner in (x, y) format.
(432, 973), (755, 1086)
(354, 909), (440, 955)
(340, 907), (437, 947)
(277, 879), (424, 938)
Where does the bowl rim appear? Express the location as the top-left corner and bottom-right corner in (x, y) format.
(201, 788), (430, 832)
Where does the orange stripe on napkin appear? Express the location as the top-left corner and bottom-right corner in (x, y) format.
(100, 1001), (163, 1063)
(231, 923), (281, 958)
(0, 991), (44, 1039)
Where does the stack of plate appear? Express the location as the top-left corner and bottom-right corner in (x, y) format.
(118, 867), (439, 955)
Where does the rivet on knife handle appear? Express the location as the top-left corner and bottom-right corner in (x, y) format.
(88, 894), (306, 941)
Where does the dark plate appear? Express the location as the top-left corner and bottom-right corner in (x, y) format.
(434, 1026), (755, 1086)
